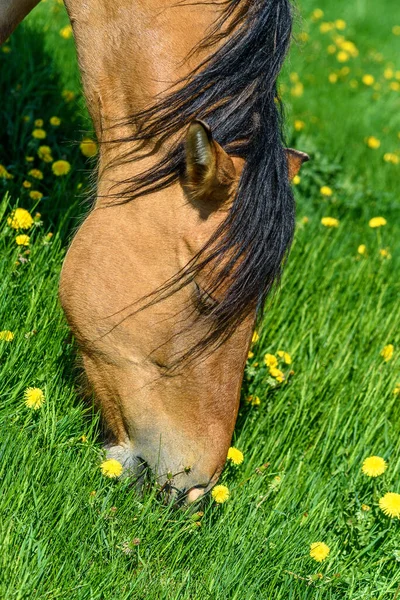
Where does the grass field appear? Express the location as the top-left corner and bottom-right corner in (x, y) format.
(0, 0), (400, 598)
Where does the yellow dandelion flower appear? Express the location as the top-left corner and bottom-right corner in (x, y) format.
(294, 119), (305, 131)
(340, 66), (350, 76)
(80, 138), (98, 158)
(100, 458), (123, 478)
(393, 26), (400, 35)
(362, 456), (387, 477)
(62, 89), (75, 102)
(379, 248), (391, 259)
(38, 145), (52, 159)
(211, 484), (230, 503)
(80, 435), (88, 443)
(379, 492), (400, 518)
(380, 344), (394, 362)
(0, 164), (13, 179)
(361, 504), (370, 511)
(310, 542), (330, 562)
(358, 244), (367, 255)
(393, 384), (400, 396)
(320, 186), (333, 196)
(32, 128), (46, 139)
(383, 153), (399, 164)
(0, 330), (14, 342)
(302, 216), (309, 223)
(50, 116), (61, 126)
(25, 156), (34, 162)
(15, 234), (30, 246)
(327, 44), (336, 54)
(291, 82), (304, 97)
(293, 175), (301, 185)
(2, 45), (11, 54)
(29, 191), (43, 201)
(227, 447), (244, 465)
(389, 81), (400, 91)
(320, 22), (334, 33)
(369, 216), (386, 228)
(362, 74), (375, 86)
(335, 19), (346, 30)
(298, 32), (309, 43)
(264, 353), (278, 368)
(248, 351), (254, 359)
(311, 8), (323, 20)
(277, 350), (292, 364)
(22, 180), (32, 188)
(366, 136), (380, 149)
(328, 72), (338, 84)
(28, 168), (43, 180)
(321, 217), (339, 228)
(52, 160), (71, 176)
(60, 25), (73, 39)
(384, 68), (394, 80)
(34, 119), (43, 127)
(7, 208), (34, 230)
(247, 395), (261, 406)
(24, 387), (45, 409)
(337, 50), (349, 63)
(341, 40), (358, 57)
(252, 331), (259, 344)
(269, 367), (285, 382)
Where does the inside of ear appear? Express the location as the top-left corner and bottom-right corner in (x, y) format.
(185, 120), (236, 202)
(286, 148), (310, 180)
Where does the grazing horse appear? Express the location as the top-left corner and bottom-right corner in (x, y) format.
(1, 0), (308, 501)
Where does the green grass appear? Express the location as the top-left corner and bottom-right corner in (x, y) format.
(0, 0), (400, 598)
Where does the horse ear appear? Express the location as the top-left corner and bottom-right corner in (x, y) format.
(185, 120), (235, 200)
(286, 148), (310, 180)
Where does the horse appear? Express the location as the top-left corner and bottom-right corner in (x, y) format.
(1, 0), (308, 502)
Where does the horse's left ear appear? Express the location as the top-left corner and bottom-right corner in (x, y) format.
(286, 148), (310, 180)
(185, 120), (236, 201)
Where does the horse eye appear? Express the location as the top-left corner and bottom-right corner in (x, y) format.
(193, 281), (219, 314)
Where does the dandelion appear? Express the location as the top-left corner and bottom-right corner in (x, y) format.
(277, 350), (292, 364)
(248, 351), (254, 359)
(320, 22), (334, 34)
(393, 384), (400, 396)
(328, 73), (338, 84)
(7, 208), (34, 230)
(310, 542), (330, 562)
(341, 40), (358, 57)
(264, 353), (278, 368)
(211, 484), (230, 503)
(252, 331), (259, 344)
(393, 26), (400, 35)
(100, 458), (123, 478)
(380, 344), (394, 362)
(337, 50), (349, 62)
(28, 168), (43, 180)
(379, 248), (391, 259)
(358, 244), (366, 255)
(52, 160), (71, 176)
(227, 447), (244, 465)
(335, 19), (346, 30)
(293, 175), (301, 185)
(383, 153), (399, 164)
(34, 119), (43, 127)
(302, 216), (309, 224)
(0, 164), (13, 179)
(80, 138), (98, 158)
(362, 74), (375, 86)
(38, 146), (53, 161)
(294, 120), (305, 131)
(369, 216), (386, 228)
(269, 367), (285, 382)
(366, 136), (380, 149)
(379, 492), (400, 518)
(320, 186), (333, 196)
(247, 395), (261, 406)
(62, 89), (75, 102)
(361, 504), (370, 511)
(32, 128), (47, 139)
(390, 82), (400, 91)
(321, 217), (339, 228)
(0, 330), (14, 342)
(384, 68), (394, 80)
(24, 387), (45, 409)
(362, 456), (387, 477)
(29, 191), (43, 201)
(312, 8), (323, 20)
(60, 25), (73, 39)
(291, 82), (304, 97)
(50, 116), (61, 126)
(22, 180), (32, 189)
(15, 235), (30, 246)
(25, 156), (34, 162)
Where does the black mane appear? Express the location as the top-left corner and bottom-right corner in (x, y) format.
(105, 0), (294, 365)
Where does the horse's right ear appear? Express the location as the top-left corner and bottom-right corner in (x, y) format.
(185, 120), (236, 201)
(286, 148), (310, 180)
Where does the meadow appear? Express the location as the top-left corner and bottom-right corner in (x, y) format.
(0, 0), (399, 597)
